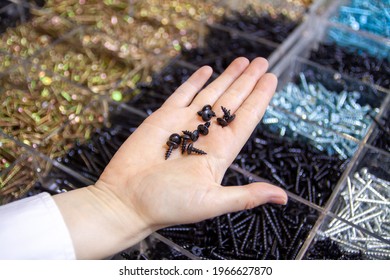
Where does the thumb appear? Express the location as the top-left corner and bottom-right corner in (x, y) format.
(206, 182), (288, 217)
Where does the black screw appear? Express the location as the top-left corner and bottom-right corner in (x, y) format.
(202, 105), (212, 111)
(262, 207), (283, 246)
(181, 134), (191, 154)
(191, 246), (203, 256)
(165, 133), (181, 160)
(221, 106), (236, 123)
(197, 104), (216, 122)
(252, 216), (261, 251)
(217, 117), (228, 127)
(186, 143), (207, 155)
(183, 130), (199, 142)
(217, 106), (236, 127)
(197, 121), (210, 135)
(227, 213), (239, 256)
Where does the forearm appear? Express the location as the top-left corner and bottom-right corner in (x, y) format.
(53, 185), (152, 259)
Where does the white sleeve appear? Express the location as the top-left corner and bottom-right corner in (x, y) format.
(0, 192), (76, 259)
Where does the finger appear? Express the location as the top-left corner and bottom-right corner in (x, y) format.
(162, 65), (213, 108)
(190, 57), (250, 108)
(204, 182), (288, 217)
(212, 57), (269, 115)
(229, 73), (277, 150)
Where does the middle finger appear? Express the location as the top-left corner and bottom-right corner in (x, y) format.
(189, 57), (250, 109)
(212, 57), (269, 115)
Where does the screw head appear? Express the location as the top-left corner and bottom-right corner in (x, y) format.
(201, 109), (214, 121)
(225, 114), (235, 123)
(198, 105), (216, 121)
(169, 133), (181, 144)
(191, 130), (199, 141)
(217, 117), (228, 127)
(202, 105), (212, 111)
(198, 123), (209, 135)
(166, 140), (179, 149)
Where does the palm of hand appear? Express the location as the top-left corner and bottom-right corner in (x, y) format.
(96, 58), (287, 231)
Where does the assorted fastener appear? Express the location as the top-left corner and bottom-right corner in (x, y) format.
(317, 167), (390, 260)
(158, 170), (317, 260)
(309, 42), (390, 90)
(235, 125), (349, 206)
(2, 0), (389, 261)
(197, 105), (216, 122)
(270, 72), (379, 141)
(165, 105), (235, 159)
(217, 106), (236, 127)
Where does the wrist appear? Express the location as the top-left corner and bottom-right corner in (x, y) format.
(53, 184), (152, 259)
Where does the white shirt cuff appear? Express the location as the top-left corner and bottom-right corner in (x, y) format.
(0, 192), (76, 259)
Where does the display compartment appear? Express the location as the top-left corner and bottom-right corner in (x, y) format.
(0, 131), (64, 205)
(0, 13), (81, 63)
(327, 146), (389, 237)
(299, 144), (390, 260)
(273, 57), (387, 143)
(214, 0), (322, 68)
(0, 51), (21, 73)
(114, 233), (197, 260)
(0, 23), (74, 60)
(179, 24), (277, 74)
(303, 210), (390, 260)
(367, 101), (390, 154)
(283, 19), (390, 92)
(40, 100), (107, 160)
(217, 0), (314, 20)
(157, 168), (321, 260)
(52, 102), (146, 184)
(126, 60), (217, 115)
(235, 122), (357, 208)
(326, 0), (390, 40)
(219, 5), (302, 41)
(28, 27), (141, 98)
(0, 62), (101, 157)
(0, 134), (28, 172)
(0, 124), (103, 205)
(0, 140), (38, 205)
(30, 1), (219, 78)
(32, 159), (92, 196)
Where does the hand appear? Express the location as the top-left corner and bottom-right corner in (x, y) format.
(54, 57), (288, 259)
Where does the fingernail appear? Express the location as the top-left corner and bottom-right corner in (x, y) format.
(270, 195), (288, 205)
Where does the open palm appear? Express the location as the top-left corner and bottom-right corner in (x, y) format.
(96, 57), (287, 231)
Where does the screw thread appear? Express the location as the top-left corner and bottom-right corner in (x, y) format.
(165, 146), (173, 160)
(189, 145), (207, 155)
(181, 139), (187, 154)
(221, 106), (230, 116)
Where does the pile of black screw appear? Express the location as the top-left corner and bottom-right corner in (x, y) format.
(181, 25), (275, 74)
(0, 0), (45, 34)
(158, 169), (318, 260)
(309, 42), (390, 89)
(127, 64), (198, 115)
(369, 109), (390, 153)
(29, 168), (88, 196)
(49, 108), (146, 187)
(304, 237), (363, 260)
(165, 104), (215, 160)
(235, 127), (349, 206)
(220, 10), (298, 44)
(120, 242), (190, 260)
